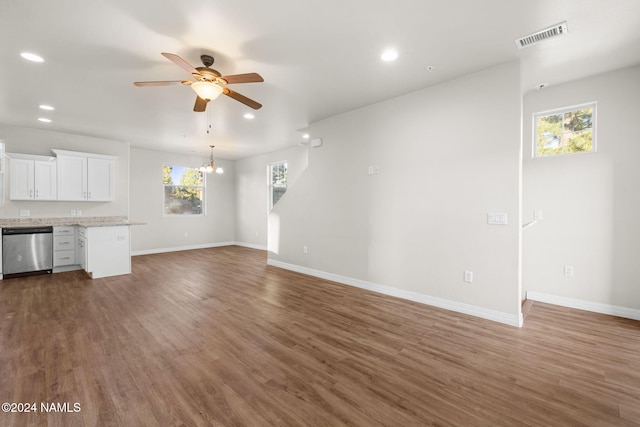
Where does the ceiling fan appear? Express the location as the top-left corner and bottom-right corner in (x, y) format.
(134, 52), (263, 112)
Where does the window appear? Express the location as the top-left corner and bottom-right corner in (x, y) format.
(534, 102), (596, 157)
(163, 165), (205, 215)
(269, 161), (287, 209)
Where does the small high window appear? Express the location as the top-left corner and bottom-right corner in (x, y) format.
(163, 165), (205, 215)
(534, 102), (596, 157)
(269, 161), (287, 209)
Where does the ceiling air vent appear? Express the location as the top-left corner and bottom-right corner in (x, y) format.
(515, 21), (568, 49)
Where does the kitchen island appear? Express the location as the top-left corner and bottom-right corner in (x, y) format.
(0, 216), (144, 279)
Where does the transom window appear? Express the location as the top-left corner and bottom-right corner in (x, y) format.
(534, 102), (596, 157)
(163, 165), (205, 215)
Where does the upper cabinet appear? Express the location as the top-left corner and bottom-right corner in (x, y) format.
(53, 149), (116, 202)
(7, 154), (57, 201)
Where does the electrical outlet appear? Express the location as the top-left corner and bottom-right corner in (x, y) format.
(303, 246), (308, 254)
(76, 209), (82, 216)
(487, 212), (508, 225)
(464, 271), (473, 283)
(19, 209), (30, 217)
(70, 209), (77, 216)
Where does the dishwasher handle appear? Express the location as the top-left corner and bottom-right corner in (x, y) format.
(2, 226), (54, 235)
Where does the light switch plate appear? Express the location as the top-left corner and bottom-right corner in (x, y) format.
(464, 271), (473, 283)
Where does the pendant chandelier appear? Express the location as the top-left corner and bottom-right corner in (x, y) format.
(200, 145), (223, 174)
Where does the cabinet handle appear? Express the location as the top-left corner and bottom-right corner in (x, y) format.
(83, 191), (87, 199)
(30, 189), (34, 198)
(88, 192), (91, 199)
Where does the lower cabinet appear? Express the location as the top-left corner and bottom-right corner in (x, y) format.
(84, 226), (130, 279)
(53, 226), (76, 267)
(77, 227), (87, 271)
(2, 225), (131, 280)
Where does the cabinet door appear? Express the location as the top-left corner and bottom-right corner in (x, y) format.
(34, 161), (57, 200)
(57, 155), (87, 201)
(87, 158), (114, 201)
(77, 235), (87, 271)
(9, 158), (34, 200)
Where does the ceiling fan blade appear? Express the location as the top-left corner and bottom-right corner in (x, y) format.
(161, 52), (199, 75)
(220, 73), (264, 84)
(194, 96), (208, 112)
(133, 80), (188, 87)
(223, 88), (262, 110)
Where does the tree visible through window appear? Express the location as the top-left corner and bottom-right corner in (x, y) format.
(163, 165), (205, 215)
(269, 161), (287, 209)
(534, 103), (596, 157)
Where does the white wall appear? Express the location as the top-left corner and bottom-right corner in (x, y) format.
(523, 65), (640, 314)
(129, 147), (236, 254)
(235, 145), (308, 249)
(0, 123), (129, 218)
(268, 62), (523, 325)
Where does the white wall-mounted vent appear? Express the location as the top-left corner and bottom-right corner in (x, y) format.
(515, 21), (568, 49)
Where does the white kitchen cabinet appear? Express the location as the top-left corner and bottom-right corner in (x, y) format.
(53, 149), (116, 201)
(8, 155), (57, 201)
(77, 227), (87, 270)
(53, 226), (76, 267)
(84, 226), (130, 278)
(87, 157), (114, 201)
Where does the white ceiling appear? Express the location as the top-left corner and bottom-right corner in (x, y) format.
(1, 0), (639, 160)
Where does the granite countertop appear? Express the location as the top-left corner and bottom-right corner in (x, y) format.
(0, 216), (145, 228)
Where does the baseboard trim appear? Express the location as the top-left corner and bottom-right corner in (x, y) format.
(268, 259), (522, 327)
(132, 242), (235, 256)
(234, 242), (268, 251)
(526, 291), (640, 321)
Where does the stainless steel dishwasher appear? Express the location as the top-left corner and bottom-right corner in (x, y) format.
(2, 226), (54, 279)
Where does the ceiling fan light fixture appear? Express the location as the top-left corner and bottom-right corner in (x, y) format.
(191, 81), (223, 101)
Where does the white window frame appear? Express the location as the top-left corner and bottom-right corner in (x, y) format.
(533, 102), (597, 158)
(268, 161), (287, 210)
(162, 164), (206, 216)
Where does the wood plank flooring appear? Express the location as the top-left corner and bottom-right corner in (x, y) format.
(1, 245), (639, 426)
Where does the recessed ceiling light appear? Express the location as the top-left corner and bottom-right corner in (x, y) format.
(302, 133), (310, 139)
(243, 113), (255, 119)
(39, 105), (55, 111)
(38, 118), (52, 123)
(381, 49), (398, 62)
(21, 52), (44, 62)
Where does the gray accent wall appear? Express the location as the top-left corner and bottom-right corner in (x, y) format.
(267, 61), (523, 320)
(129, 147), (236, 253)
(523, 65), (640, 311)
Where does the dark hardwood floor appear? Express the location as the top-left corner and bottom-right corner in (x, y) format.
(1, 246), (639, 426)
